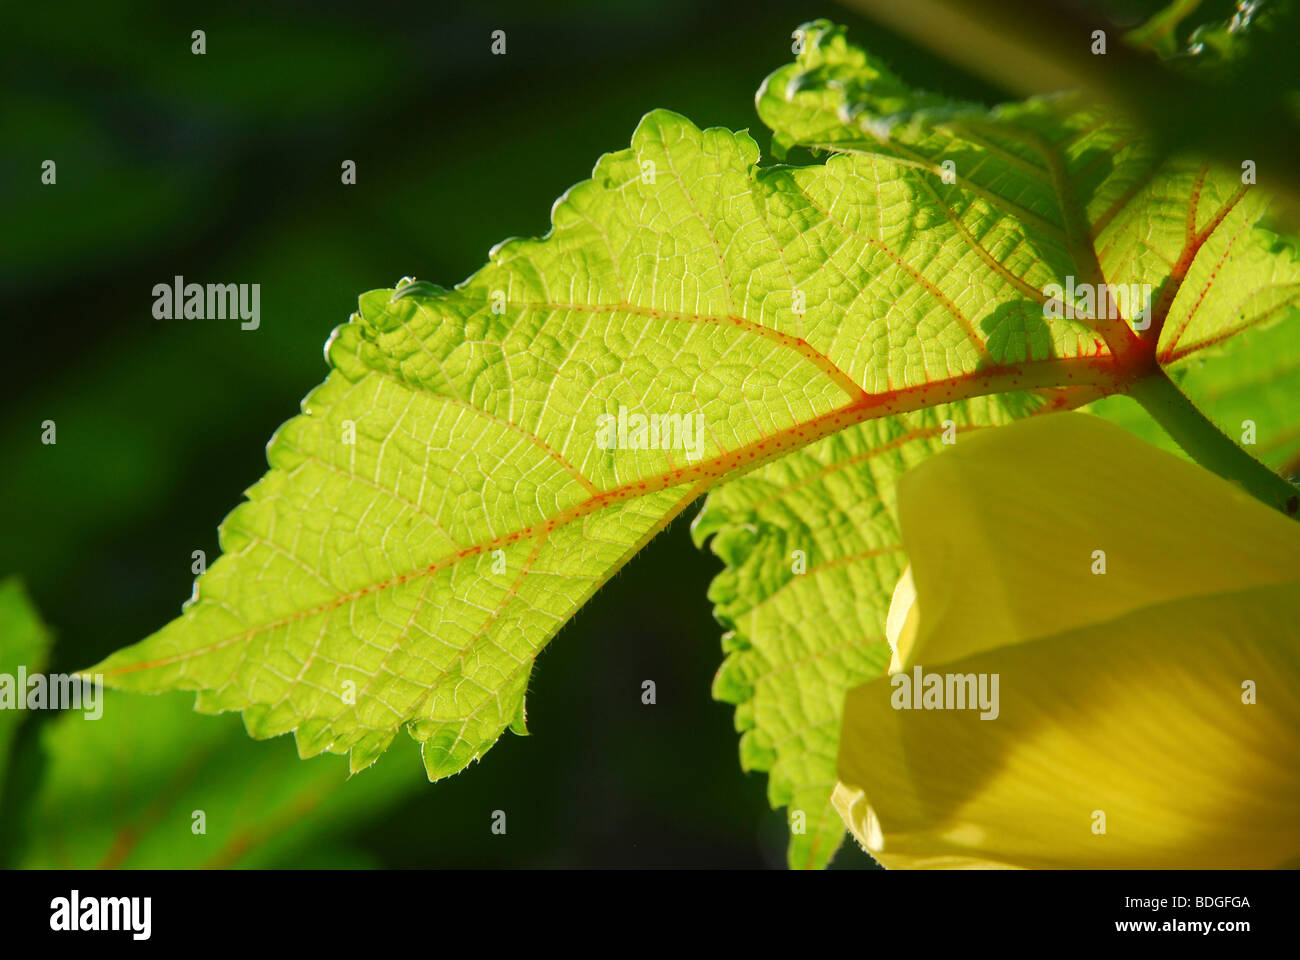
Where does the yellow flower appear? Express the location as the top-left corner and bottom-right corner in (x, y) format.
(833, 412), (1300, 869)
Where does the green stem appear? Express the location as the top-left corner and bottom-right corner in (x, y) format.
(1128, 368), (1299, 517)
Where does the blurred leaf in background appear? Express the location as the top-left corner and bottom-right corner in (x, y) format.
(0, 578), (426, 868)
(0, 580), (52, 798)
(17, 691), (425, 869)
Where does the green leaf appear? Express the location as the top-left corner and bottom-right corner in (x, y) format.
(0, 578), (51, 797)
(90, 104), (1125, 780)
(691, 19), (1300, 867)
(17, 689), (422, 868)
(763, 21), (1300, 369)
(693, 394), (1053, 868)
(91, 22), (1300, 846)
(1124, 0), (1206, 59)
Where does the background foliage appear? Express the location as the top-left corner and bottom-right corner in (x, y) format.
(4, 0), (1295, 868)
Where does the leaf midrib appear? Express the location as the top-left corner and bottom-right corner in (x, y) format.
(99, 353), (1118, 680)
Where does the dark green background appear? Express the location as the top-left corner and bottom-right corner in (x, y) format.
(2, 0), (1205, 867)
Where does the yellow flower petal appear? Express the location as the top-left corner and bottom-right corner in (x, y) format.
(838, 581), (1300, 868)
(884, 565), (917, 674)
(894, 412), (1300, 669)
(835, 412), (1300, 868)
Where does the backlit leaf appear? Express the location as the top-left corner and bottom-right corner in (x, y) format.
(91, 23), (1300, 869)
(692, 19), (1300, 866)
(91, 104), (1123, 780)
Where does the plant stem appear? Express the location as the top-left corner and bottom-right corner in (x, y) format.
(1128, 368), (1299, 517)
